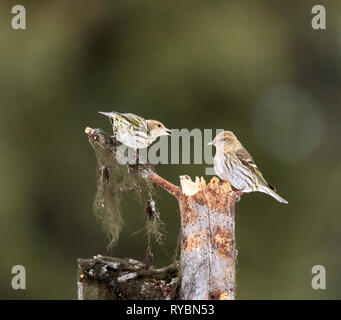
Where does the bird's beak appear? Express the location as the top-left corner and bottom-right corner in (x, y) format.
(208, 140), (215, 146)
(98, 111), (112, 118)
(163, 128), (172, 136)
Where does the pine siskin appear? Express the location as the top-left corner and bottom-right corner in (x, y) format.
(208, 131), (288, 204)
(99, 111), (171, 149)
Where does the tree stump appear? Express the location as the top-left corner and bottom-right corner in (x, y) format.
(177, 176), (236, 300)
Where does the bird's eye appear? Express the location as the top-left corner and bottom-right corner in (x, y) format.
(157, 124), (161, 128)
(93, 135), (99, 141)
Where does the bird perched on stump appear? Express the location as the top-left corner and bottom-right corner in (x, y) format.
(208, 131), (288, 204)
(99, 111), (171, 150)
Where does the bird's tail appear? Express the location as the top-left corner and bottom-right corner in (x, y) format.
(260, 187), (288, 204)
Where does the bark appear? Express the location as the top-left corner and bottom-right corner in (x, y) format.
(78, 255), (179, 300)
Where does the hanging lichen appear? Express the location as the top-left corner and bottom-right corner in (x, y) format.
(85, 127), (165, 249)
(145, 199), (167, 247)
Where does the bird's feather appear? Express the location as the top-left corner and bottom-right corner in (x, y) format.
(119, 113), (150, 132)
(236, 148), (276, 191)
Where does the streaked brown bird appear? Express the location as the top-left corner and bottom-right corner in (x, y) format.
(208, 131), (288, 204)
(99, 111), (171, 150)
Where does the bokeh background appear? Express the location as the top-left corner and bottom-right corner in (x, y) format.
(0, 0), (340, 299)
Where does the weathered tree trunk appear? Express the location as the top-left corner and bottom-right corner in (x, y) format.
(80, 127), (237, 300)
(147, 173), (237, 299)
(177, 176), (236, 300)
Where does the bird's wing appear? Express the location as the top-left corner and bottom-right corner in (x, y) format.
(236, 147), (276, 191)
(117, 113), (150, 132)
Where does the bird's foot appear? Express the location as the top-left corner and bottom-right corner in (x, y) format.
(234, 189), (244, 202)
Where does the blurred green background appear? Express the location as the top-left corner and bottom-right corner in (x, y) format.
(1, 0), (340, 299)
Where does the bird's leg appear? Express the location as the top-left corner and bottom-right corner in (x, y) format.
(234, 189), (244, 202)
(135, 149), (140, 165)
(110, 131), (117, 140)
(128, 149), (140, 168)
